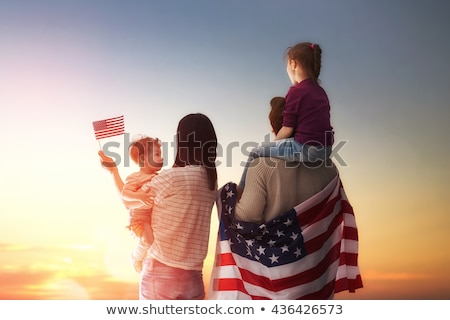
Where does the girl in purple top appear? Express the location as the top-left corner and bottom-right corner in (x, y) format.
(239, 42), (334, 189)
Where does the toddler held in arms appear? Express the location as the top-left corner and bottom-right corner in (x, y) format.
(99, 135), (163, 272)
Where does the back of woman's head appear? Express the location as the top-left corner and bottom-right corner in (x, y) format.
(286, 42), (322, 82)
(174, 113), (217, 190)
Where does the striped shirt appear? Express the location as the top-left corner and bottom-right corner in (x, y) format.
(146, 166), (217, 270)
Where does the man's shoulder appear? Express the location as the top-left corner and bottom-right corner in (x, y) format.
(250, 157), (336, 172)
(249, 158), (296, 177)
(251, 157), (288, 167)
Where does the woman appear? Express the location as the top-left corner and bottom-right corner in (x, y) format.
(100, 113), (218, 299)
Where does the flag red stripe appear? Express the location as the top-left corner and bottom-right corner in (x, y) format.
(251, 296), (273, 300)
(213, 278), (248, 293)
(296, 280), (335, 299)
(214, 278), (265, 300)
(218, 252), (236, 266)
(340, 199), (354, 215)
(335, 274), (363, 293)
(214, 279), (273, 300)
(275, 242), (341, 289)
(297, 189), (342, 230)
(343, 226), (358, 241)
(302, 208), (343, 253)
(95, 132), (124, 139)
(296, 192), (332, 226)
(94, 128), (125, 138)
(339, 252), (358, 266)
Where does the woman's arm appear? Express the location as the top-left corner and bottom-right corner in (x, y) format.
(122, 172), (155, 206)
(121, 186), (153, 206)
(275, 126), (294, 140)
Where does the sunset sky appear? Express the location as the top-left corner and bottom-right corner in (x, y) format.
(1, 0), (449, 300)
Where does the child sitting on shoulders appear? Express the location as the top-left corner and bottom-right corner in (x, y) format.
(239, 42), (334, 189)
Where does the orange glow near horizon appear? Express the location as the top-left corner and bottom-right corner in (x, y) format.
(1, 148), (449, 300)
(0, 243), (138, 300)
(2, 224), (450, 300)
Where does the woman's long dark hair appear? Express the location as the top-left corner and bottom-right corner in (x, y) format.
(174, 113), (217, 190)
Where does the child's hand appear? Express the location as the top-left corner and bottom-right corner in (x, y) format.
(98, 150), (117, 172)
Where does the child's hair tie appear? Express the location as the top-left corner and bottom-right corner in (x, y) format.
(311, 43), (315, 50)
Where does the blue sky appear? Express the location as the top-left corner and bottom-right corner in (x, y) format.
(1, 0), (449, 299)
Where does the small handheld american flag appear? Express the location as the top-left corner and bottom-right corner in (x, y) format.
(92, 115), (125, 140)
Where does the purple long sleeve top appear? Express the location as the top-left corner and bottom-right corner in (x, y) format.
(283, 79), (334, 146)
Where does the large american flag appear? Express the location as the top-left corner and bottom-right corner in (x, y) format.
(208, 175), (363, 299)
(92, 115), (125, 140)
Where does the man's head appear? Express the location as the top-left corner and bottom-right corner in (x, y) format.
(269, 96), (286, 135)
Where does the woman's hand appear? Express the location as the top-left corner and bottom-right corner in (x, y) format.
(135, 191), (154, 207)
(98, 150), (117, 173)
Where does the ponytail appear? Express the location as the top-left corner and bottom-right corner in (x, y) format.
(311, 43), (322, 82)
